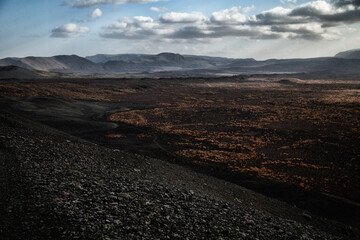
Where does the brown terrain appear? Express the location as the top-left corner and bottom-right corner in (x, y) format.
(0, 75), (359, 230)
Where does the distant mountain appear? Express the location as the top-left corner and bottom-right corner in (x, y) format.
(1, 50), (360, 76)
(335, 49), (360, 59)
(87, 52), (233, 73)
(85, 54), (151, 64)
(224, 57), (360, 74)
(0, 55), (103, 73)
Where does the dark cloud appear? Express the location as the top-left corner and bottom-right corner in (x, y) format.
(332, 0), (360, 7)
(166, 25), (282, 40)
(318, 10), (360, 23)
(250, 8), (307, 25)
(289, 1), (360, 23)
(249, 0), (360, 42)
(271, 25), (324, 40)
(100, 29), (156, 39)
(166, 26), (209, 39)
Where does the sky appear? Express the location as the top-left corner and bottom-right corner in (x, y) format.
(0, 0), (359, 60)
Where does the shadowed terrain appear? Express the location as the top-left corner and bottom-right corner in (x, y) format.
(1, 74), (360, 238)
(0, 76), (359, 211)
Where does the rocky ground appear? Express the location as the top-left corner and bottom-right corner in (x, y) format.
(0, 109), (358, 239)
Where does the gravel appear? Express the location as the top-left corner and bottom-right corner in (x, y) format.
(0, 110), (353, 239)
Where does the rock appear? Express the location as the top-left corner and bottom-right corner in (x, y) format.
(301, 213), (312, 221)
(119, 193), (131, 199)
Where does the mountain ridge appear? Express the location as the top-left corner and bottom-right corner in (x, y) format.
(1, 49), (360, 75)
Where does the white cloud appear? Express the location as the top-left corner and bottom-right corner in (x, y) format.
(252, 0), (360, 25)
(242, 5), (255, 14)
(249, 7), (298, 25)
(100, 1), (360, 42)
(91, 8), (102, 18)
(100, 16), (174, 39)
(290, 0), (343, 16)
(51, 23), (89, 38)
(149, 6), (168, 12)
(281, 0), (297, 4)
(160, 12), (207, 23)
(211, 7), (247, 24)
(64, 0), (166, 8)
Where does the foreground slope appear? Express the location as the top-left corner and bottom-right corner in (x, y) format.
(0, 109), (357, 239)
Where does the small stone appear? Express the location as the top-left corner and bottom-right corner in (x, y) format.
(301, 213), (312, 221)
(119, 193), (131, 199)
(346, 226), (356, 236)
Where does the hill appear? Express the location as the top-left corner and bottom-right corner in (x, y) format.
(335, 49), (360, 59)
(0, 55), (103, 74)
(0, 66), (45, 79)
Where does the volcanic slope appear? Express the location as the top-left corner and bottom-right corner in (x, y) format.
(0, 109), (358, 239)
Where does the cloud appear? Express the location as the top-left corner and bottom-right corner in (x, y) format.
(101, 13), (282, 41)
(281, 0), (297, 4)
(63, 0), (166, 8)
(51, 23), (89, 38)
(249, 7), (300, 25)
(149, 6), (168, 12)
(72, 8), (103, 22)
(270, 23), (334, 40)
(210, 7), (247, 25)
(159, 12), (207, 23)
(100, 16), (173, 39)
(100, 1), (360, 42)
(242, 5), (256, 14)
(290, 1), (343, 17)
(167, 25), (282, 40)
(91, 8), (102, 18)
(251, 0), (360, 25)
(289, 1), (360, 23)
(332, 0), (360, 7)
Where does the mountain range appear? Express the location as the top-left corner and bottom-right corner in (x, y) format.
(1, 49), (360, 77)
